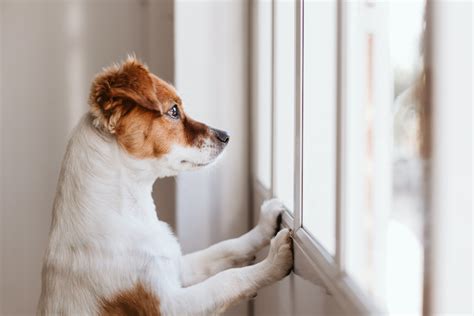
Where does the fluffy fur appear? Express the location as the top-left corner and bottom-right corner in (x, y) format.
(37, 57), (293, 316)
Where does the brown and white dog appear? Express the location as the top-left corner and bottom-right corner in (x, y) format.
(37, 57), (293, 316)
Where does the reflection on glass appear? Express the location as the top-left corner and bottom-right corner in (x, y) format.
(387, 0), (426, 314)
(344, 1), (427, 315)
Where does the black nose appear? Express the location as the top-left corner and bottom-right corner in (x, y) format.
(212, 128), (230, 144)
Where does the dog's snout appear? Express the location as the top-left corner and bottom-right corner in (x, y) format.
(211, 128), (230, 144)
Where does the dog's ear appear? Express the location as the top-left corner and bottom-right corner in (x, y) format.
(89, 57), (163, 133)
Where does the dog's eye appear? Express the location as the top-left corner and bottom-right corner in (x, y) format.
(167, 105), (180, 119)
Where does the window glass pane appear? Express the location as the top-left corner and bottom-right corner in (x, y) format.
(273, 0), (295, 211)
(302, 0), (338, 254)
(254, 0), (272, 189)
(344, 1), (427, 314)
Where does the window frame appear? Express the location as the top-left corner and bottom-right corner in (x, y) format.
(251, 0), (432, 314)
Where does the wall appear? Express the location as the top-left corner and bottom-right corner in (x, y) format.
(0, 1), (173, 314)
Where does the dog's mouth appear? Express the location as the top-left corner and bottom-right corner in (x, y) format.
(180, 160), (210, 167)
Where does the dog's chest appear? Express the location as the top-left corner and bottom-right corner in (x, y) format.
(129, 220), (181, 260)
(125, 220), (183, 288)
(104, 219), (183, 288)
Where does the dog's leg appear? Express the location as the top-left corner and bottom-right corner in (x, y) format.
(165, 228), (293, 316)
(180, 199), (285, 286)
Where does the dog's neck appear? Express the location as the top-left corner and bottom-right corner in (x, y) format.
(51, 114), (159, 231)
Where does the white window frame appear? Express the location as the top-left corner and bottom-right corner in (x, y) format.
(250, 0), (442, 314)
(252, 0), (379, 313)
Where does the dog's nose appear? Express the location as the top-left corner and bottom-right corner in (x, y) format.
(212, 128), (230, 144)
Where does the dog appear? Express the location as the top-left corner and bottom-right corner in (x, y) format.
(37, 57), (293, 316)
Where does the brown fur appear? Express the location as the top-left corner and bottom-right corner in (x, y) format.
(100, 283), (161, 316)
(89, 57), (212, 159)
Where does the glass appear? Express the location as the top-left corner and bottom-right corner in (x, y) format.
(387, 1), (426, 313)
(302, 0), (338, 254)
(344, 1), (427, 315)
(254, 0), (273, 189)
(273, 0), (295, 211)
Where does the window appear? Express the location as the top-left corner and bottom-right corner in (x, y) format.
(272, 0), (296, 212)
(302, 0), (338, 255)
(253, 0), (273, 189)
(344, 2), (427, 313)
(252, 0), (431, 314)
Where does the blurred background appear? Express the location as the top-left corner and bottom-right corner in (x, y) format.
(0, 0), (472, 316)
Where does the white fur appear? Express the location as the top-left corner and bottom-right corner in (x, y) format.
(38, 114), (293, 316)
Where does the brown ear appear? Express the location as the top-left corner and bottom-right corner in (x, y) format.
(89, 57), (163, 133)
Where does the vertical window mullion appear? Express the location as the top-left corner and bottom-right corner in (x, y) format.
(294, 0), (303, 230)
(270, 0), (276, 198)
(335, 0), (345, 270)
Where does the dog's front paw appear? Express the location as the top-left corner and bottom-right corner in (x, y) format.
(264, 228), (293, 281)
(231, 254), (257, 268)
(257, 199), (286, 240)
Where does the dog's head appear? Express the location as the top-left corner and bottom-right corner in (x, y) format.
(89, 57), (229, 176)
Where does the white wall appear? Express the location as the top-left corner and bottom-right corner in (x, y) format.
(0, 1), (173, 314)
